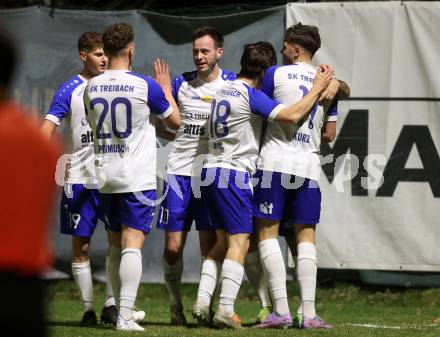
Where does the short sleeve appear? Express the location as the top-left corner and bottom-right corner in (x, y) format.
(261, 66), (277, 98)
(325, 99), (338, 122)
(45, 87), (72, 125)
(248, 86), (284, 121)
(171, 75), (184, 104)
(147, 78), (173, 119)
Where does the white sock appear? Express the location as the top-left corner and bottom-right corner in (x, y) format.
(258, 239), (289, 316)
(119, 248), (142, 320)
(71, 260), (94, 312)
(105, 256), (116, 307)
(218, 259), (244, 316)
(197, 259), (221, 306)
(108, 246), (122, 309)
(163, 257), (183, 306)
(293, 255), (302, 314)
(296, 242), (317, 318)
(245, 250), (271, 308)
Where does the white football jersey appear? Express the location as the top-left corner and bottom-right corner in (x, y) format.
(204, 79), (284, 174)
(166, 69), (236, 176)
(84, 70), (172, 193)
(257, 62), (338, 180)
(46, 74), (96, 185)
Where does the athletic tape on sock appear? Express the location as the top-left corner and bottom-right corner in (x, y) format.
(297, 242), (317, 263)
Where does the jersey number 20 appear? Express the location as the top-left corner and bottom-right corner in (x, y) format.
(91, 97), (132, 139)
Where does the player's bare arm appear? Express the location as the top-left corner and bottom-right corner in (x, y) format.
(320, 79), (350, 102)
(275, 68), (333, 124)
(317, 64), (350, 101)
(152, 115), (176, 141)
(321, 121), (337, 143)
(40, 119), (57, 139)
(319, 79), (340, 102)
(154, 58), (181, 130)
(337, 79), (350, 99)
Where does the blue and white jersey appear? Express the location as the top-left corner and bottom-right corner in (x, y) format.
(46, 74), (96, 185)
(166, 69), (236, 176)
(257, 62), (338, 180)
(204, 79), (284, 174)
(84, 70), (172, 193)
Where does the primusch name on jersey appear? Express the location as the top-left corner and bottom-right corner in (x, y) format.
(97, 144), (130, 154)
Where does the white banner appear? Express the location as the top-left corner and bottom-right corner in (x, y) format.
(287, 2), (440, 271)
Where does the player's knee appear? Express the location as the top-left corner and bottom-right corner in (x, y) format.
(164, 251), (182, 265)
(200, 241), (215, 257)
(256, 220), (279, 241)
(73, 245), (89, 259)
(199, 231), (216, 249)
(214, 236), (228, 251)
(72, 238), (90, 259)
(72, 254), (89, 263)
(164, 242), (184, 262)
(229, 239), (249, 253)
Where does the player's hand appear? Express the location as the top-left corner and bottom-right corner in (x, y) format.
(313, 68), (333, 93)
(319, 78), (340, 102)
(154, 58), (172, 92)
(319, 64), (335, 74)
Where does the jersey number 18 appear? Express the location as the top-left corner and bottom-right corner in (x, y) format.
(209, 99), (230, 138)
(298, 85), (317, 130)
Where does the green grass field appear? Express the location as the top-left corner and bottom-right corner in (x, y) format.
(47, 280), (440, 337)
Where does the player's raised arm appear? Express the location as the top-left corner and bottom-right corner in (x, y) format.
(337, 79), (350, 99)
(319, 69), (350, 102)
(317, 64), (350, 101)
(154, 58), (181, 130)
(275, 67), (333, 124)
(319, 78), (351, 102)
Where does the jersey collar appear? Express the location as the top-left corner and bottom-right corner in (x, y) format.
(196, 67), (223, 85)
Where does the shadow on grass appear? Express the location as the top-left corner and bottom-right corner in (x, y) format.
(142, 322), (204, 328)
(46, 321), (110, 329)
(47, 320), (202, 329)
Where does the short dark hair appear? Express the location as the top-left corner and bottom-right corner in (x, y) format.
(0, 24), (17, 89)
(77, 31), (103, 53)
(284, 22), (321, 56)
(238, 42), (277, 80)
(192, 26), (224, 48)
(102, 23), (134, 56)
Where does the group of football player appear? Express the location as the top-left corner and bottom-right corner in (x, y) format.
(42, 21), (349, 331)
